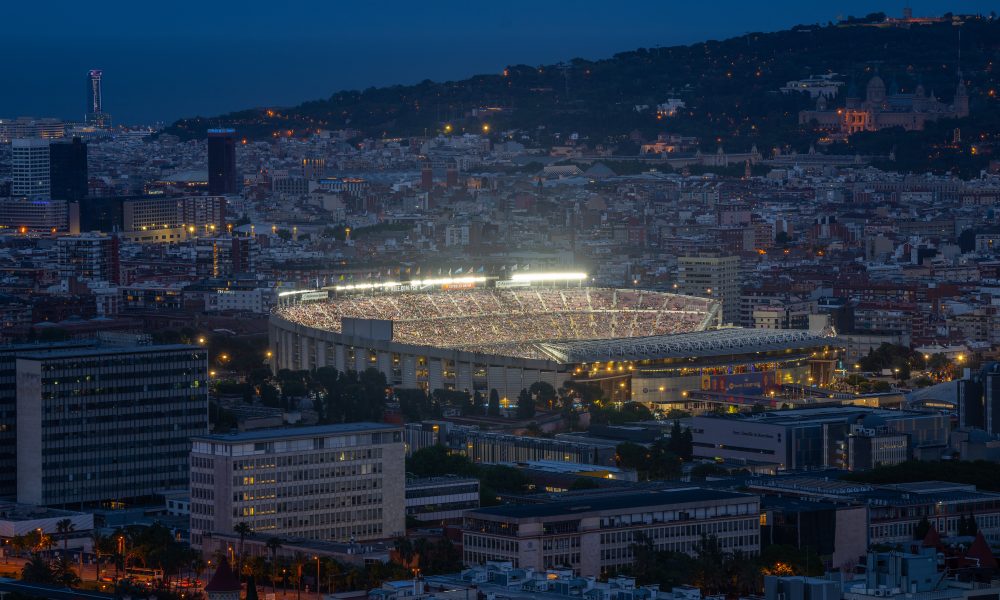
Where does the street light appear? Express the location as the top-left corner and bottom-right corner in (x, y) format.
(314, 556), (320, 595)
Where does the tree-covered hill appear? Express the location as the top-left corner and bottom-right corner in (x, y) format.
(164, 14), (1000, 172)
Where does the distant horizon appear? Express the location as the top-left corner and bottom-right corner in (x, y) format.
(1, 0), (995, 125)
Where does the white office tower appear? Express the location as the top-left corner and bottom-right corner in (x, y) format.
(12, 138), (51, 198)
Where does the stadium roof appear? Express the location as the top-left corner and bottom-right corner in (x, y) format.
(469, 488), (752, 520)
(534, 327), (836, 363)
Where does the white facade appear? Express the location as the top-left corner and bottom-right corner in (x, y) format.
(12, 138), (51, 198)
(189, 423), (406, 548)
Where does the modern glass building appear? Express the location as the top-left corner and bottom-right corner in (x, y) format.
(207, 128), (238, 195)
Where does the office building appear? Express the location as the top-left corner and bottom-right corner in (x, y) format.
(958, 362), (1000, 435)
(0, 117), (65, 142)
(189, 423), (405, 548)
(0, 340), (99, 499)
(0, 198), (68, 231)
(72, 195), (226, 242)
(11, 138), (50, 198)
(748, 477), (1000, 547)
(16, 344), (208, 506)
(207, 129), (238, 195)
(85, 69), (110, 128)
(692, 407), (948, 471)
(56, 233), (120, 285)
(463, 489), (759, 577)
(677, 254), (740, 325)
(405, 476), (480, 524)
(49, 137), (88, 201)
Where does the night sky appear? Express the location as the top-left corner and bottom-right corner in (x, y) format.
(2, 0), (995, 125)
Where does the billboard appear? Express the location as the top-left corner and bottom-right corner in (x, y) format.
(702, 371), (778, 397)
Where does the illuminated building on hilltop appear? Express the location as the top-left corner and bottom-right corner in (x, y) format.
(800, 75), (968, 134)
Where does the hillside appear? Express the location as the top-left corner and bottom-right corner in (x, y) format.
(164, 14), (1000, 174)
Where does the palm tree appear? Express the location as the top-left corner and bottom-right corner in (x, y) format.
(20, 555), (53, 583)
(91, 531), (106, 582)
(265, 537), (283, 595)
(233, 522), (252, 574)
(50, 554), (82, 587)
(56, 519), (75, 555)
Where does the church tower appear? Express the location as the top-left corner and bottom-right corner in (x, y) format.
(953, 76), (969, 118)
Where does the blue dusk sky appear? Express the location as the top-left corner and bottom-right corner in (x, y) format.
(1, 0), (995, 124)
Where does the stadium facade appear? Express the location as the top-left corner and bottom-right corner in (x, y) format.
(269, 275), (840, 405)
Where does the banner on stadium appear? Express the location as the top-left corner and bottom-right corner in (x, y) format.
(701, 371), (777, 396)
(299, 291), (329, 302)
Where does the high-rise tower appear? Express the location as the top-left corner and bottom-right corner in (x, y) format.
(11, 138), (51, 198)
(207, 129), (238, 195)
(50, 137), (88, 201)
(85, 69), (110, 128)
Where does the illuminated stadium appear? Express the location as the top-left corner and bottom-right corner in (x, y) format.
(270, 273), (840, 405)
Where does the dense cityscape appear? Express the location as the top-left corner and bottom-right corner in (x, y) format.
(2, 5), (1000, 600)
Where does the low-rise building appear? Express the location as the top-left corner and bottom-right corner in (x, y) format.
(406, 477), (480, 524)
(463, 488), (760, 577)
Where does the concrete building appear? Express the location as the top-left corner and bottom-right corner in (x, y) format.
(749, 477), (1000, 547)
(0, 198), (68, 231)
(56, 233), (119, 285)
(189, 423), (405, 548)
(379, 564), (706, 600)
(16, 344), (208, 506)
(11, 138), (50, 198)
(405, 476), (480, 524)
(0, 340), (100, 500)
(463, 488), (760, 577)
(676, 254), (740, 325)
(691, 407), (948, 471)
(764, 576), (841, 600)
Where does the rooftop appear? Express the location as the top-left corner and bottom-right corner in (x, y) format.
(697, 405), (936, 426)
(536, 328), (837, 363)
(16, 344), (200, 360)
(469, 488), (753, 520)
(193, 422), (398, 443)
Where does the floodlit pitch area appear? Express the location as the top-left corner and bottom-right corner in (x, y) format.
(269, 281), (837, 404)
(274, 288), (720, 360)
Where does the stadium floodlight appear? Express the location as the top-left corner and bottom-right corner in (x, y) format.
(333, 275), (487, 292)
(411, 276), (487, 287)
(510, 272), (588, 283)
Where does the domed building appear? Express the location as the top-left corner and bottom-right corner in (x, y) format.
(800, 74), (969, 134)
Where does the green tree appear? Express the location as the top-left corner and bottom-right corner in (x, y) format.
(515, 388), (535, 419)
(488, 389), (501, 416)
(234, 522), (252, 575)
(406, 446), (477, 478)
(56, 518), (75, 554)
(20, 555), (53, 584)
(50, 555), (82, 587)
(529, 381), (557, 409)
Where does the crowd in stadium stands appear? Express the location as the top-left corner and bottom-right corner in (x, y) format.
(276, 288), (714, 359)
